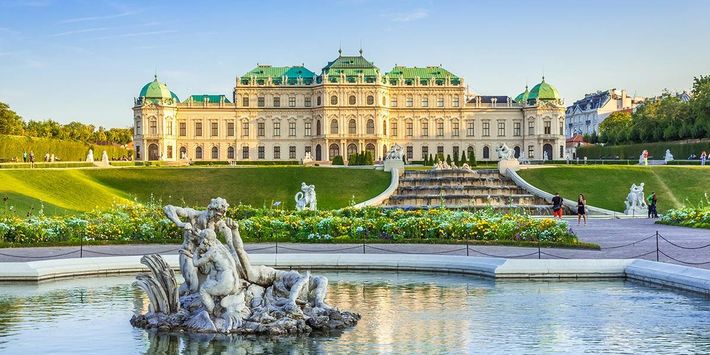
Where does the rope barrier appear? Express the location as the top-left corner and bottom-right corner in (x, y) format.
(365, 245), (468, 255)
(82, 247), (180, 257)
(626, 250), (657, 259)
(245, 245), (277, 252)
(539, 251), (570, 259)
(466, 248), (540, 259)
(0, 249), (80, 259)
(601, 234), (657, 250)
(658, 236), (710, 250)
(658, 250), (710, 265)
(276, 245), (364, 253)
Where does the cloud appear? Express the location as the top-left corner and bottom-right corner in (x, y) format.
(50, 27), (111, 37)
(59, 10), (138, 24)
(391, 9), (429, 22)
(90, 29), (177, 41)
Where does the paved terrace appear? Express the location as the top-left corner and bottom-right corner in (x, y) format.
(1, 218), (709, 268)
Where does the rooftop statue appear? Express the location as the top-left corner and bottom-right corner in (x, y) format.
(131, 198), (358, 334)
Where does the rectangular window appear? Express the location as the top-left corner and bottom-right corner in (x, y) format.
(406, 122), (413, 137)
(436, 121), (444, 137)
(497, 122), (505, 137)
(544, 121), (551, 134)
(258, 122), (265, 137)
(227, 122), (235, 137)
(242, 96), (249, 107)
(528, 121), (535, 135)
(273, 122), (281, 137)
(242, 122), (249, 137)
(305, 146), (311, 155)
(466, 121), (474, 137)
(258, 97), (265, 107)
(228, 147), (235, 159)
(422, 146), (429, 160)
(437, 146), (444, 157)
(452, 96), (460, 107)
(195, 122), (202, 137)
(453, 146), (459, 158)
(288, 96), (296, 107)
(273, 146), (280, 159)
(559, 123), (563, 136)
(289, 146), (296, 159)
(258, 146), (265, 159)
(391, 97), (398, 107)
(305, 121), (312, 136)
(560, 145), (564, 159)
(437, 97), (444, 107)
(406, 146), (413, 160)
(528, 145), (534, 159)
(406, 97), (413, 107)
(289, 122), (296, 137)
(242, 146), (249, 159)
(179, 122), (186, 136)
(304, 97), (311, 107)
(421, 122), (429, 137)
(273, 96), (280, 107)
(452, 121), (459, 137)
(421, 97), (429, 107)
(167, 145), (173, 159)
(167, 121), (173, 136)
(391, 122), (398, 137)
(482, 122), (490, 137)
(211, 122), (218, 137)
(149, 120), (157, 135)
(513, 122), (521, 136)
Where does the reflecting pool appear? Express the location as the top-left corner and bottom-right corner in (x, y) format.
(1, 271), (710, 354)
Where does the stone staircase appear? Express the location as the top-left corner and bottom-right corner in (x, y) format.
(384, 169), (571, 214)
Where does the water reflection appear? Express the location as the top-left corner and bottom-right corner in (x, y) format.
(1, 272), (710, 354)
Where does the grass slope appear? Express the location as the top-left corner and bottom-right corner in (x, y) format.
(518, 166), (709, 213)
(0, 167), (391, 215)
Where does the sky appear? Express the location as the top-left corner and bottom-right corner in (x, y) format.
(1, 0), (709, 128)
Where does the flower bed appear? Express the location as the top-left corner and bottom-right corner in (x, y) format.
(0, 204), (583, 247)
(658, 199), (710, 229)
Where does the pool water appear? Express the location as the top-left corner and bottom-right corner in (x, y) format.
(1, 272), (710, 354)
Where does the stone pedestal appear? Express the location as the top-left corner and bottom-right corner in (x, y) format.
(497, 159), (520, 176)
(384, 159), (404, 172)
(624, 206), (647, 216)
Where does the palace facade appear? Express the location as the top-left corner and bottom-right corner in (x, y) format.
(133, 51), (566, 163)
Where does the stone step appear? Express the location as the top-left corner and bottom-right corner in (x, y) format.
(386, 195), (548, 206)
(381, 204), (574, 214)
(395, 186), (528, 195)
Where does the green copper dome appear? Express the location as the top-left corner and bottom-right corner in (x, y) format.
(139, 76), (179, 102)
(514, 85), (530, 103)
(527, 77), (560, 101)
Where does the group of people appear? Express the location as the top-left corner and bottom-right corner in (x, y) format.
(550, 190), (660, 224)
(686, 150), (707, 165)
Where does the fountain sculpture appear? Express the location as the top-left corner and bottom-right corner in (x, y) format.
(130, 198), (358, 335)
(294, 183), (317, 211)
(624, 182), (647, 215)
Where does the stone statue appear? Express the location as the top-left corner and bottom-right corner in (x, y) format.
(294, 183), (317, 211)
(664, 149), (674, 162)
(384, 144), (405, 172)
(101, 150), (109, 164)
(495, 144), (516, 161)
(384, 144), (404, 160)
(624, 182), (648, 215)
(86, 149), (94, 162)
(301, 152), (314, 164)
(543, 151), (549, 161)
(461, 163), (473, 172)
(132, 198), (359, 335)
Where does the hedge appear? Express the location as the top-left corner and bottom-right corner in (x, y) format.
(0, 162), (95, 169)
(0, 135), (130, 162)
(577, 141), (710, 160)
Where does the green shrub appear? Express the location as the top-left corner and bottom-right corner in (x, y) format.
(577, 141), (710, 160)
(332, 155), (344, 165)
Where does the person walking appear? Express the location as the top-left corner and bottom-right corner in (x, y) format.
(29, 150), (35, 168)
(577, 194), (587, 225)
(647, 192), (658, 218)
(551, 192), (563, 220)
(22, 151), (27, 163)
(701, 151), (707, 166)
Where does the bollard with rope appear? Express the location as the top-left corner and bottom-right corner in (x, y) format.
(656, 231), (659, 262)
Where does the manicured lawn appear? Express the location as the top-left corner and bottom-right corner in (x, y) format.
(0, 167), (391, 215)
(518, 165), (709, 213)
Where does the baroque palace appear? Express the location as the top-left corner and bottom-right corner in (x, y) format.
(133, 50), (566, 163)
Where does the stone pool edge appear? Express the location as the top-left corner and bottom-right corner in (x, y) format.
(1, 254), (709, 296)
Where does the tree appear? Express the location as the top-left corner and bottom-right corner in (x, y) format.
(0, 102), (24, 135)
(423, 154), (428, 165)
(469, 152), (477, 167)
(428, 154), (434, 166)
(460, 150), (467, 165)
(332, 155), (344, 165)
(446, 154), (452, 165)
(453, 150), (460, 165)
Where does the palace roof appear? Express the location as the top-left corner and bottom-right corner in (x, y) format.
(241, 65), (316, 85)
(528, 77), (560, 102)
(183, 94), (231, 104)
(385, 66), (461, 85)
(139, 76), (180, 102)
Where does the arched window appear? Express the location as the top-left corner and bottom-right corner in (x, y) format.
(367, 119), (375, 134)
(316, 120), (322, 135)
(196, 146), (203, 159)
(348, 95), (356, 105)
(317, 95), (322, 106)
(483, 146), (490, 159)
(514, 146), (521, 158)
(227, 146), (235, 159)
(330, 119), (338, 134)
(367, 95), (374, 105)
(348, 119), (357, 134)
(179, 146), (187, 159)
(211, 146), (219, 159)
(366, 143), (375, 158)
(329, 144), (340, 158)
(347, 143), (358, 157)
(330, 95), (338, 105)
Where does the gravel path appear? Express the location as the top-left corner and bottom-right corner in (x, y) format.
(1, 217), (709, 268)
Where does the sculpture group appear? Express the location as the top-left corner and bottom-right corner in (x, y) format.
(130, 198), (359, 335)
(294, 183), (317, 211)
(624, 182), (648, 215)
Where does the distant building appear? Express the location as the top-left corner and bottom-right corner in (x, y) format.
(565, 89), (643, 138)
